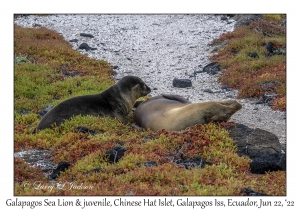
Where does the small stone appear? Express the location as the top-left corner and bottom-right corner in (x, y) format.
(75, 126), (97, 136)
(144, 161), (157, 168)
(49, 161), (70, 179)
(173, 78), (192, 88)
(105, 147), (127, 163)
(69, 39), (78, 42)
(220, 16), (227, 21)
(80, 33), (94, 38)
(265, 42), (274, 54)
(78, 43), (97, 51)
(113, 66), (119, 69)
(175, 157), (208, 169)
(203, 62), (220, 75)
(203, 89), (214, 93)
(241, 188), (268, 196)
(153, 88), (158, 90)
(248, 52), (259, 58)
(19, 110), (30, 115)
(38, 105), (53, 117)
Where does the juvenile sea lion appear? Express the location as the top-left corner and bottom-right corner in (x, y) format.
(33, 76), (151, 132)
(133, 94), (242, 131)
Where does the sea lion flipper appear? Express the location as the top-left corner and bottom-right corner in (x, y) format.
(161, 94), (191, 104)
(133, 100), (145, 109)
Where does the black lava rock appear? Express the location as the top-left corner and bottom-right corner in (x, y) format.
(173, 78), (192, 88)
(38, 105), (53, 117)
(220, 16), (228, 21)
(226, 123), (282, 159)
(175, 157), (208, 169)
(144, 161), (158, 168)
(78, 43), (97, 51)
(250, 153), (286, 174)
(203, 89), (214, 93)
(105, 147), (127, 163)
(265, 42), (274, 54)
(203, 62), (220, 75)
(69, 39), (78, 42)
(75, 126), (96, 136)
(19, 110), (31, 115)
(248, 52), (259, 58)
(49, 161), (70, 179)
(241, 188), (268, 196)
(80, 33), (94, 38)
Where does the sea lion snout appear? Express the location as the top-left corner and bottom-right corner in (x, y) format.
(142, 84), (151, 95)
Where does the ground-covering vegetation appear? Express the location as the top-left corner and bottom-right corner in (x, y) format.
(210, 15), (286, 111)
(14, 15), (286, 196)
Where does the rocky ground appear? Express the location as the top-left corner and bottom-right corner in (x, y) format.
(14, 14), (286, 145)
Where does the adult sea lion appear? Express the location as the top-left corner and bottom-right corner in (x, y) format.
(33, 76), (151, 132)
(133, 94), (242, 131)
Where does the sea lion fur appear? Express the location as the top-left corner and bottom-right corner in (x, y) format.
(34, 76), (151, 132)
(134, 94), (242, 131)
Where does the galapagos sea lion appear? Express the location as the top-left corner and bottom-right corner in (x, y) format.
(133, 94), (242, 131)
(33, 76), (151, 132)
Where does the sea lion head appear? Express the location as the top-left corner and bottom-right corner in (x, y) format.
(117, 76), (151, 99)
(209, 100), (242, 122)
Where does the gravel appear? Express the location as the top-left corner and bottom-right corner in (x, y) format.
(14, 14), (286, 144)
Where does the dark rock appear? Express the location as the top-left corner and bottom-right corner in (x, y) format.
(241, 188), (268, 196)
(113, 66), (119, 69)
(49, 161), (70, 179)
(33, 23), (41, 27)
(80, 33), (94, 38)
(78, 43), (97, 51)
(69, 39), (78, 42)
(226, 14), (236, 18)
(221, 85), (232, 91)
(144, 161), (158, 168)
(248, 52), (259, 58)
(220, 16), (228, 21)
(257, 81), (280, 88)
(265, 42), (274, 54)
(250, 153), (286, 174)
(203, 62), (220, 75)
(226, 123), (282, 159)
(203, 89), (214, 93)
(75, 126), (96, 136)
(173, 78), (192, 88)
(153, 88), (158, 90)
(233, 14), (263, 28)
(38, 105), (53, 117)
(19, 110), (31, 115)
(226, 95), (234, 98)
(175, 157), (208, 169)
(105, 146), (127, 163)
